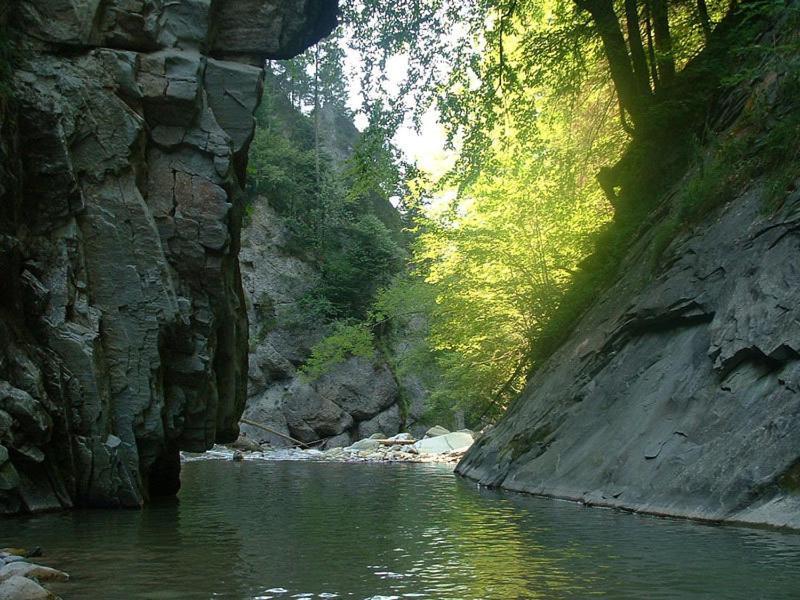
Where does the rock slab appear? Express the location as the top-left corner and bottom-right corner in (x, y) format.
(457, 42), (800, 529)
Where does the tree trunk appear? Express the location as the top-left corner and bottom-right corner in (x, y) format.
(313, 45), (323, 249)
(697, 0), (712, 39)
(651, 0), (675, 85)
(314, 46), (321, 191)
(576, 0), (647, 129)
(624, 0), (652, 96)
(644, 0), (660, 88)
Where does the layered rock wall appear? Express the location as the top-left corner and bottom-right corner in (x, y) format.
(0, 0), (336, 513)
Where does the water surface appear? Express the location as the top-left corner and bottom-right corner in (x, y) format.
(3, 459), (800, 599)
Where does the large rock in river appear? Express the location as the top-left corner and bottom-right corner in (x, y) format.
(0, 0), (337, 513)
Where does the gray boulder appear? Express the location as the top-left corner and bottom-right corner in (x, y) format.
(0, 562), (68, 583)
(348, 439), (381, 452)
(312, 357), (398, 421)
(357, 405), (402, 439)
(424, 426), (450, 439)
(322, 432), (352, 450)
(0, 575), (56, 600)
(413, 432), (473, 455)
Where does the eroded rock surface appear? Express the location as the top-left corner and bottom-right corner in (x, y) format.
(0, 0), (336, 513)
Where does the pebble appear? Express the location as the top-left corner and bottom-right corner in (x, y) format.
(185, 428), (474, 466)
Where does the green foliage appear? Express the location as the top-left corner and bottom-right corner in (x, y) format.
(246, 50), (410, 396)
(300, 322), (375, 381)
(319, 214), (405, 317)
(526, 0), (798, 368)
(274, 0), (790, 428)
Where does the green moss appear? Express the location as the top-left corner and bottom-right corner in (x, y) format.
(299, 321), (375, 381)
(648, 216), (681, 271)
(507, 423), (555, 462)
(778, 461), (800, 495)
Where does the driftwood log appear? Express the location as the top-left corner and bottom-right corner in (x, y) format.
(240, 418), (314, 448)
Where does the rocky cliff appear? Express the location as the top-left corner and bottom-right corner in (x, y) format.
(0, 0), (336, 513)
(240, 198), (405, 449)
(239, 130), (428, 448)
(457, 9), (800, 529)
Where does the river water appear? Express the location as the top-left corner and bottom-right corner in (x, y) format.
(3, 458), (800, 599)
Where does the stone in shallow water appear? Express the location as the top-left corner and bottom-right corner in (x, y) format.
(348, 439), (381, 451)
(0, 575), (57, 600)
(0, 562), (69, 583)
(321, 432), (351, 450)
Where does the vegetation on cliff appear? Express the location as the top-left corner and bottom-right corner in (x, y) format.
(246, 47), (409, 324)
(248, 0), (797, 428)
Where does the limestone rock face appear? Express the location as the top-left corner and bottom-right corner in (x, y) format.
(0, 0), (337, 513)
(457, 42), (800, 529)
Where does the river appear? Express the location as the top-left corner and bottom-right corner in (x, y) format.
(3, 458), (800, 599)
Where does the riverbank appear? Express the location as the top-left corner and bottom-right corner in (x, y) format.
(0, 548), (69, 600)
(184, 429), (477, 466)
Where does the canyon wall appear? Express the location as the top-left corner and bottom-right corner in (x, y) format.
(0, 0), (336, 513)
(239, 102), (428, 449)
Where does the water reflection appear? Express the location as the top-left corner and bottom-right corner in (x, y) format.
(2, 460), (799, 599)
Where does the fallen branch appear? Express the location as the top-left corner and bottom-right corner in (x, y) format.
(240, 418), (312, 449)
(377, 439), (417, 446)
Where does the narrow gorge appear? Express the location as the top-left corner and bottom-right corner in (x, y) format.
(2, 0), (800, 597)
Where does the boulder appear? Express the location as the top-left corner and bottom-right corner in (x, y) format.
(240, 387), (293, 448)
(283, 381), (354, 440)
(0, 562), (68, 583)
(315, 357), (398, 421)
(424, 426), (450, 439)
(322, 432), (352, 450)
(0, 558), (23, 566)
(231, 436), (262, 452)
(348, 439), (381, 452)
(357, 405), (402, 440)
(0, 575), (57, 600)
(413, 432), (474, 455)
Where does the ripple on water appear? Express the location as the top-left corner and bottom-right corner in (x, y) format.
(2, 460), (800, 599)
